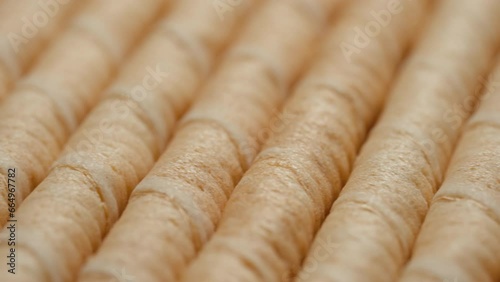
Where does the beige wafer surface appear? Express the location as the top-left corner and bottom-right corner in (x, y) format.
(0, 1), (498, 282)
(399, 58), (500, 282)
(78, 1), (345, 281)
(0, 0), (168, 226)
(182, 0), (428, 281)
(298, 0), (500, 281)
(0, 0), (258, 281)
(0, 0), (82, 101)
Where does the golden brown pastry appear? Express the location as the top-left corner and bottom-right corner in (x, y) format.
(182, 0), (428, 281)
(297, 0), (500, 281)
(398, 57), (500, 282)
(77, 1), (346, 281)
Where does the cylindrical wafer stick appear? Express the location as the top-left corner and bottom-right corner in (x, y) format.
(398, 59), (500, 282)
(182, 1), (428, 281)
(0, 0), (259, 281)
(0, 0), (83, 101)
(78, 1), (345, 281)
(297, 1), (500, 281)
(0, 0), (168, 226)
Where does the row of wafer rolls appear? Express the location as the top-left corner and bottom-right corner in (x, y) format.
(0, 0), (82, 101)
(77, 1), (346, 281)
(298, 0), (500, 281)
(182, 0), (429, 281)
(0, 0), (261, 281)
(399, 58), (500, 282)
(0, 0), (168, 225)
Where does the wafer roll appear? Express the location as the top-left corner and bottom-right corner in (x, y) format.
(182, 0), (428, 281)
(298, 1), (500, 281)
(0, 0), (258, 281)
(78, 1), (345, 281)
(0, 0), (168, 226)
(398, 58), (500, 282)
(0, 0), (82, 101)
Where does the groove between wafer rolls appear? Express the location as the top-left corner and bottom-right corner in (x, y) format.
(399, 57), (500, 282)
(0, 0), (169, 226)
(298, 0), (500, 281)
(0, 0), (83, 101)
(182, 0), (429, 281)
(78, 1), (346, 281)
(0, 0), (259, 281)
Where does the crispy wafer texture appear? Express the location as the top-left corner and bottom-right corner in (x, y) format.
(0, 0), (258, 281)
(298, 1), (500, 281)
(181, 0), (427, 281)
(398, 58), (500, 282)
(78, 1), (345, 281)
(0, 0), (168, 226)
(0, 0), (83, 101)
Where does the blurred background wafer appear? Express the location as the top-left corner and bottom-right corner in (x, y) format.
(0, 0), (169, 226)
(0, 0), (83, 101)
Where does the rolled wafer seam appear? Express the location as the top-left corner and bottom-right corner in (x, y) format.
(157, 22), (213, 76)
(139, 175), (219, 242)
(52, 103), (158, 221)
(298, 0), (500, 281)
(80, 111), (270, 281)
(70, 0), (168, 64)
(17, 72), (106, 141)
(288, 0), (344, 26)
(82, 189), (195, 282)
(224, 47), (287, 98)
(181, 0), (429, 281)
(399, 178), (500, 276)
(0, 0), (82, 67)
(0, 90), (76, 208)
(1, 2), (147, 144)
(0, 39), (21, 82)
(0, 0), (168, 223)
(73, 0), (258, 207)
(165, 0), (259, 55)
(46, 88), (168, 231)
(358, 124), (442, 202)
(8, 83), (75, 147)
(96, 0), (257, 154)
(281, 0), (404, 150)
(83, 54), (286, 279)
(0, 165), (109, 282)
(220, 0), (337, 86)
(79, 1), (342, 281)
(16, 0), (170, 131)
(101, 22), (215, 152)
(0, 0), (84, 101)
(399, 59), (500, 282)
(0, 37), (20, 73)
(141, 62), (285, 225)
(0, 164), (134, 282)
(0, 66), (8, 100)
(0, 0), (260, 281)
(98, 89), (173, 156)
(178, 0), (337, 166)
(181, 51), (289, 170)
(0, 1), (170, 278)
(374, 0), (499, 210)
